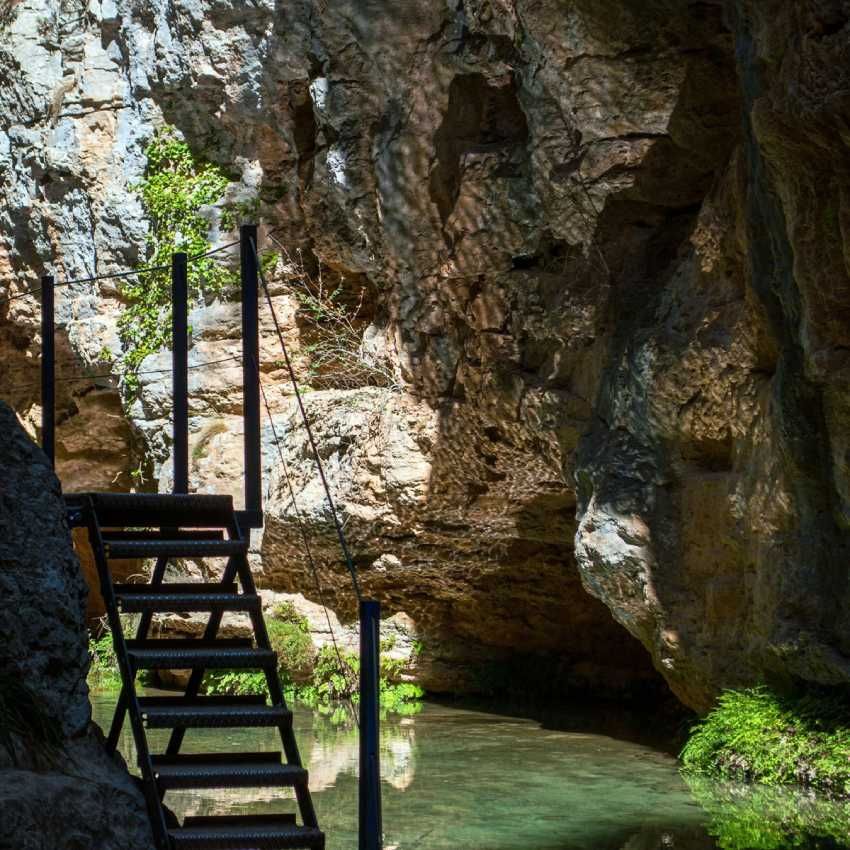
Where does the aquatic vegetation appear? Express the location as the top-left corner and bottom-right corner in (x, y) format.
(119, 125), (236, 394)
(686, 774), (850, 850)
(681, 686), (850, 797)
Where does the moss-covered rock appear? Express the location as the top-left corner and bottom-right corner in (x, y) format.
(681, 687), (850, 797)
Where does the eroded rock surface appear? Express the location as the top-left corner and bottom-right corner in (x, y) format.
(2, 0), (850, 710)
(0, 401), (152, 849)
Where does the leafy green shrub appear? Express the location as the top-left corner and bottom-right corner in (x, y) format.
(0, 671), (63, 766)
(202, 670), (266, 696)
(87, 632), (123, 692)
(88, 614), (153, 693)
(202, 603), (316, 697)
(119, 126), (236, 393)
(267, 603), (315, 685)
(202, 616), (423, 719)
(298, 645), (423, 719)
(681, 686), (850, 797)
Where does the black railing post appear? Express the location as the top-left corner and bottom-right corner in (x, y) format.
(40, 274), (55, 467)
(240, 224), (261, 522)
(359, 599), (382, 850)
(172, 252), (189, 494)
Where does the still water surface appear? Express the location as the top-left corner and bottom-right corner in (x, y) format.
(91, 694), (850, 850)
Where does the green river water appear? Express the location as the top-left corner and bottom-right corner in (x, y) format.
(91, 693), (850, 850)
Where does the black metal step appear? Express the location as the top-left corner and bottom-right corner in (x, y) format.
(149, 752), (307, 790)
(137, 696), (290, 729)
(115, 582), (238, 594)
(87, 492), (235, 528)
(170, 815), (324, 850)
(102, 530), (225, 542)
(126, 639), (275, 670)
(104, 538), (247, 559)
(114, 584), (259, 613)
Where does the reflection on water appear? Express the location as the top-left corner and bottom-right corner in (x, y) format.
(91, 694), (850, 850)
(685, 775), (850, 850)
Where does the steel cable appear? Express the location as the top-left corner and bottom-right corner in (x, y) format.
(0, 239), (240, 307)
(256, 367), (360, 727)
(249, 236), (363, 603)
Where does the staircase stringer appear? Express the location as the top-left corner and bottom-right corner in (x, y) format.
(229, 519), (319, 830)
(107, 554), (169, 752)
(85, 498), (171, 850)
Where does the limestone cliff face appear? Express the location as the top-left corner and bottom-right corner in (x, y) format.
(0, 402), (151, 849)
(1, 0), (849, 710)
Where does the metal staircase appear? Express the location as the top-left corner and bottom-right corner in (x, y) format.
(83, 491), (324, 850)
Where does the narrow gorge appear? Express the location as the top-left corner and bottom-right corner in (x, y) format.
(2, 0), (850, 847)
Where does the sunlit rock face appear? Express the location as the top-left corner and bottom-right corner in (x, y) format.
(1, 0), (849, 709)
(0, 402), (152, 848)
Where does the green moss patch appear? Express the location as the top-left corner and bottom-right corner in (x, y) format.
(681, 686), (850, 797)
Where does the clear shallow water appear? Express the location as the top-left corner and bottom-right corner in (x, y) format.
(91, 694), (850, 850)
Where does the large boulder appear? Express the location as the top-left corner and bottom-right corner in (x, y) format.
(0, 401), (152, 849)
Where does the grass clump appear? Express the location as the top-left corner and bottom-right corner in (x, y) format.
(681, 686), (850, 797)
(263, 238), (399, 391)
(119, 125), (236, 394)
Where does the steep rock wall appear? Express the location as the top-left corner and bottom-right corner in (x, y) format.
(1, 0), (849, 709)
(0, 401), (152, 849)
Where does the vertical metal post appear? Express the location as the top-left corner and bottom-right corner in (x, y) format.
(240, 224), (261, 521)
(172, 252), (189, 494)
(40, 274), (55, 467)
(359, 599), (382, 850)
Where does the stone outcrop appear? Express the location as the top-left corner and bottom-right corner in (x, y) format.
(2, 0), (850, 711)
(574, 1), (850, 710)
(0, 401), (152, 848)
